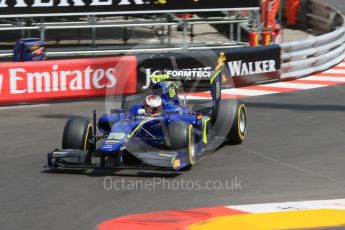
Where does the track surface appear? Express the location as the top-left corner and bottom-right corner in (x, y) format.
(1, 82), (345, 230)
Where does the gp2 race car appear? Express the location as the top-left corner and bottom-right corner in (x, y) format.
(47, 71), (247, 171)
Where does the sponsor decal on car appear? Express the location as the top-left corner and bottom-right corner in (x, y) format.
(108, 133), (126, 140)
(173, 159), (181, 169)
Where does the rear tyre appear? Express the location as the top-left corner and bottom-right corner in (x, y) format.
(168, 122), (196, 169)
(62, 118), (93, 150)
(228, 103), (247, 145)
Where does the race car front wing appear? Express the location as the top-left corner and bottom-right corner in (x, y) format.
(47, 149), (186, 170)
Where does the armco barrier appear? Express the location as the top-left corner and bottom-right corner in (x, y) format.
(0, 56), (137, 104)
(280, 0), (345, 79)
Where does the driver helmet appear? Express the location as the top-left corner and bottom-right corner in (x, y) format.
(144, 95), (163, 116)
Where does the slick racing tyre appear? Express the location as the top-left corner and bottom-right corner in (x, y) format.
(168, 122), (196, 168)
(212, 99), (247, 144)
(228, 103), (247, 145)
(62, 118), (93, 150)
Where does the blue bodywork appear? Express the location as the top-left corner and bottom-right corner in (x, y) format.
(96, 81), (209, 170)
(48, 72), (223, 171)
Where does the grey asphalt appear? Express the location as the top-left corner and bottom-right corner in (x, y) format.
(0, 83), (345, 230)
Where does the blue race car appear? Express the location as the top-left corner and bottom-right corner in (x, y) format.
(47, 72), (247, 171)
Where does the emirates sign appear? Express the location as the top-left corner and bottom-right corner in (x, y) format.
(0, 56), (137, 104)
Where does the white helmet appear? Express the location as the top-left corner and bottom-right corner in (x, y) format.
(144, 95), (163, 116)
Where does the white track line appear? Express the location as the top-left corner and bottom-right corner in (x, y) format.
(303, 76), (345, 82)
(337, 62), (345, 67)
(260, 82), (327, 89)
(222, 88), (278, 96)
(227, 199), (345, 213)
(0, 104), (49, 110)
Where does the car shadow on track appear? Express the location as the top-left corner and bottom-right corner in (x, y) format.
(41, 169), (181, 178)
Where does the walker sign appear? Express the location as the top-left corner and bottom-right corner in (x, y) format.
(0, 56), (137, 104)
(227, 60), (277, 77)
(0, 0), (260, 17)
(137, 45), (281, 91)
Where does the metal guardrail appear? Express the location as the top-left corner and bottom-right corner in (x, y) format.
(0, 14), (254, 59)
(280, 0), (345, 79)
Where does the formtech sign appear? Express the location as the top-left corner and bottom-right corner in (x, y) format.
(0, 56), (137, 104)
(0, 0), (260, 17)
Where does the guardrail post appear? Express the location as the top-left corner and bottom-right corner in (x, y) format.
(91, 15), (97, 48)
(40, 17), (45, 41)
(123, 16), (129, 45)
(167, 14), (172, 45)
(237, 22), (241, 43)
(190, 24), (195, 42)
(21, 18), (26, 38)
(230, 23), (234, 42)
(182, 18), (187, 50)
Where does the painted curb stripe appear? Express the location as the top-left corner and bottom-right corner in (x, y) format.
(315, 72), (345, 77)
(184, 59), (345, 100)
(184, 92), (239, 100)
(220, 94), (240, 99)
(98, 199), (345, 230)
(301, 76), (345, 82)
(323, 69), (345, 74)
(97, 207), (248, 230)
(336, 62), (345, 67)
(188, 209), (345, 230)
(259, 82), (327, 89)
(189, 199), (345, 230)
(227, 199), (345, 213)
(291, 79), (344, 86)
(221, 88), (277, 96)
(241, 85), (295, 93)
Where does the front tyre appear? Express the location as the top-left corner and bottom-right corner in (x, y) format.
(168, 122), (196, 169)
(228, 103), (247, 144)
(187, 124), (196, 166)
(62, 118), (93, 150)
